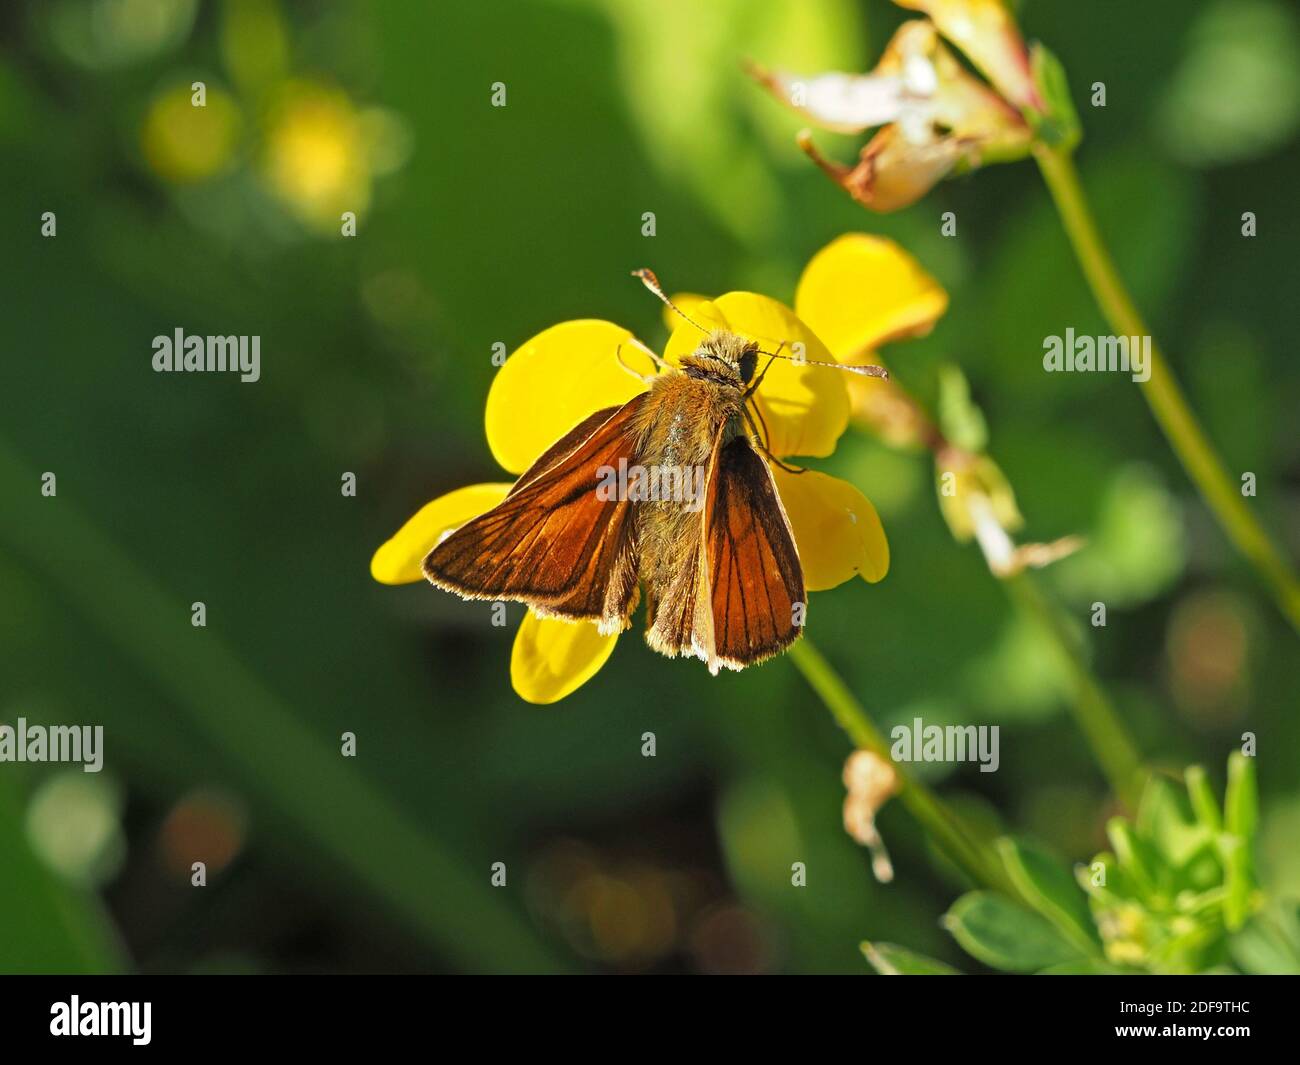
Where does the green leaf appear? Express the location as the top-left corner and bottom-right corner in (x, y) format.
(1185, 765), (1223, 834)
(1155, 0), (1300, 167)
(997, 836), (1100, 953)
(861, 941), (962, 975)
(943, 891), (1085, 972)
(1106, 817), (1162, 897)
(1029, 43), (1081, 151)
(582, 0), (869, 244)
(1222, 752), (1259, 930)
(1054, 467), (1188, 609)
(1136, 774), (1218, 887)
(1230, 901), (1300, 974)
(1224, 752), (1258, 841)
(1076, 852), (1133, 904)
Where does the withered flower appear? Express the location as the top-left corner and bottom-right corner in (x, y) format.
(751, 19), (1032, 210)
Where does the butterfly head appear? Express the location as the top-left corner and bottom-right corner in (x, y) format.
(681, 330), (759, 388)
(630, 267), (891, 386)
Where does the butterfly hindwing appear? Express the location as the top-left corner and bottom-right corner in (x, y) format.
(703, 434), (805, 671)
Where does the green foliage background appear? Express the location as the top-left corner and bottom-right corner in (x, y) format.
(0, 0), (1297, 973)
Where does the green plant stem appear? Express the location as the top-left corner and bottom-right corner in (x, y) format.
(853, 383), (1144, 807)
(788, 637), (1013, 895)
(1034, 143), (1300, 635)
(1004, 572), (1143, 809)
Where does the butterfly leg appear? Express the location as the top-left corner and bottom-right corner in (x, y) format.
(747, 397), (772, 451)
(744, 402), (805, 475)
(615, 337), (670, 383)
(743, 341), (786, 400)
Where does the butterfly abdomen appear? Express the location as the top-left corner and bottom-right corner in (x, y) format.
(635, 372), (743, 640)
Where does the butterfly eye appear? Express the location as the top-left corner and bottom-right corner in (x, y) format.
(739, 349), (758, 384)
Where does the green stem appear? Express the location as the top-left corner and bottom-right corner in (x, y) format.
(788, 637), (1012, 895)
(1004, 572), (1143, 809)
(1034, 143), (1300, 635)
(852, 393), (1144, 806)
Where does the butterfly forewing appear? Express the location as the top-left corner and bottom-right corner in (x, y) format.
(507, 404), (625, 496)
(423, 394), (647, 630)
(704, 435), (805, 671)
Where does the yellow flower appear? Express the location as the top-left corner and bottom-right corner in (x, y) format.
(795, 231), (948, 441)
(373, 238), (948, 703)
(261, 81), (371, 229)
(752, 17), (1033, 210)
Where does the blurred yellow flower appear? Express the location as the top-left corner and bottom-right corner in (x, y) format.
(141, 82), (241, 184)
(373, 237), (942, 703)
(261, 81), (370, 228)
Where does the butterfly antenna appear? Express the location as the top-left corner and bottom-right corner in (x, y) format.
(633, 269), (888, 380)
(761, 347), (890, 380)
(631, 268), (712, 336)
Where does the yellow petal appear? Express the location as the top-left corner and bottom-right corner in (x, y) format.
(370, 482), (512, 584)
(796, 234), (948, 361)
(485, 319), (654, 475)
(510, 612), (619, 704)
(771, 466), (889, 588)
(663, 292), (849, 458)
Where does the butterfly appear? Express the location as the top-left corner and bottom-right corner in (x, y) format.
(423, 270), (886, 674)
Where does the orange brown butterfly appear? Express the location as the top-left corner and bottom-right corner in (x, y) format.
(423, 270), (887, 674)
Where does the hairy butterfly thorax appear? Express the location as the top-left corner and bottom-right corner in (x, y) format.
(632, 331), (758, 624)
